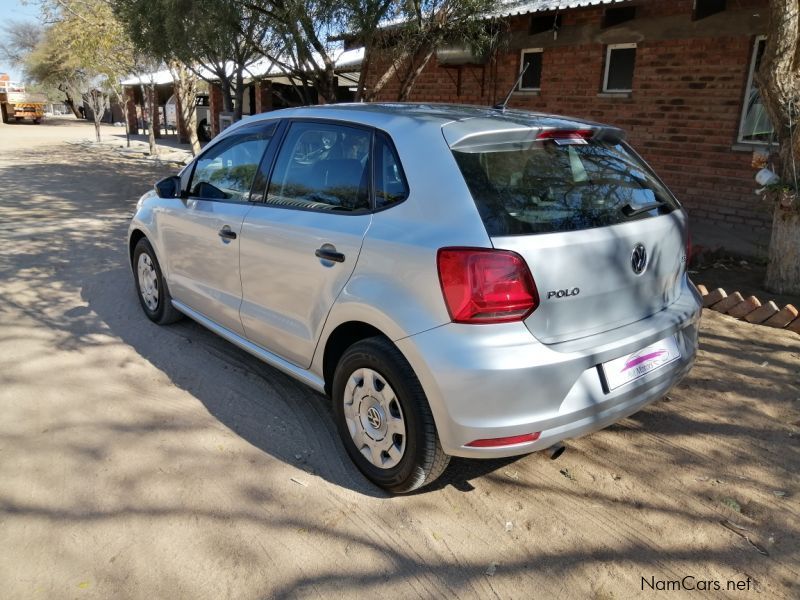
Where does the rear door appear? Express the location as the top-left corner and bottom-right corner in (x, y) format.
(238, 120), (373, 367)
(448, 128), (687, 344)
(159, 122), (275, 334)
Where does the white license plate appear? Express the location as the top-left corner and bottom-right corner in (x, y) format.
(601, 335), (681, 391)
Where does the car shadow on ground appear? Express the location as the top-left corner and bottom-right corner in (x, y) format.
(0, 143), (528, 497)
(83, 262), (529, 496)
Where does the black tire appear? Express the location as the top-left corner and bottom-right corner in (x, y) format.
(332, 337), (449, 494)
(132, 238), (182, 325)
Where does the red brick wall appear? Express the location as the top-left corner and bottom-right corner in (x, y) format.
(366, 0), (771, 238)
(505, 36), (762, 232)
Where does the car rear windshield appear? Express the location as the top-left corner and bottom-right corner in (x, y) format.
(452, 138), (679, 236)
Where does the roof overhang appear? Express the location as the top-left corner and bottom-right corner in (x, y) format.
(490, 0), (629, 19)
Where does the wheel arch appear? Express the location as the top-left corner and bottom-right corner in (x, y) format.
(128, 228), (147, 268)
(321, 321), (389, 397)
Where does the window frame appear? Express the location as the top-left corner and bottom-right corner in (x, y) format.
(603, 43), (637, 93)
(518, 48), (544, 92)
(185, 121), (278, 205)
(737, 35), (773, 146)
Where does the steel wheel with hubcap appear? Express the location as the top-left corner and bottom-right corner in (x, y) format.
(137, 253), (159, 311)
(343, 367), (407, 469)
(333, 337), (449, 494)
(132, 237), (182, 325)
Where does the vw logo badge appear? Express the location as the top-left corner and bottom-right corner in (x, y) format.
(631, 243), (648, 275)
(366, 406), (382, 429)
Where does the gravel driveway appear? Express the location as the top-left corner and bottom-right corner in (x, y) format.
(1, 118), (798, 599)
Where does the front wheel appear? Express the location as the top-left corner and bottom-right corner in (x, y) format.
(332, 338), (449, 494)
(132, 238), (182, 325)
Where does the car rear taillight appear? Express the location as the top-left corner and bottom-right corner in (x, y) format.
(437, 248), (539, 324)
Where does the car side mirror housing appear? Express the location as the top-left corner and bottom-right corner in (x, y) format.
(154, 175), (183, 199)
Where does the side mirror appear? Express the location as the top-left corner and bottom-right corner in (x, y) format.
(154, 175), (182, 199)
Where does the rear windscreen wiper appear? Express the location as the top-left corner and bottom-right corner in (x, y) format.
(621, 201), (666, 217)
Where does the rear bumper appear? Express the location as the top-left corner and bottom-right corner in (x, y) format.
(396, 278), (702, 458)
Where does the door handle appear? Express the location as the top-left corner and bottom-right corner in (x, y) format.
(315, 247), (345, 263)
(218, 227), (237, 240)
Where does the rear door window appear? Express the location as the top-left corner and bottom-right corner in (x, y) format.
(266, 121), (371, 212)
(452, 138), (679, 235)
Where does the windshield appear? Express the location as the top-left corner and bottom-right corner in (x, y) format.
(452, 140), (679, 236)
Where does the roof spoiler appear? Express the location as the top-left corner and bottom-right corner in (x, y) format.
(448, 126), (626, 152)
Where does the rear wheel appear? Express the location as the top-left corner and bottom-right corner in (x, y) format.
(132, 238), (182, 325)
(332, 338), (449, 494)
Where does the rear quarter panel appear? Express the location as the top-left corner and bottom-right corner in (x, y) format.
(310, 121), (492, 374)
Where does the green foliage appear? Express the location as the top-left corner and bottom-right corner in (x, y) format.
(113, 0), (268, 117)
(240, 0), (499, 102)
(17, 0), (140, 112)
(0, 20), (42, 71)
(45, 0), (137, 86)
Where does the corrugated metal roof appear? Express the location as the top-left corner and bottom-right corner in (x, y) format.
(120, 48), (364, 87)
(492, 0), (628, 18)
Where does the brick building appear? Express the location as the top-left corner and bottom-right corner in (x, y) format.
(122, 1), (773, 255)
(365, 0), (773, 255)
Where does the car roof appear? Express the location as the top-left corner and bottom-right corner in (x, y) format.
(238, 103), (619, 146)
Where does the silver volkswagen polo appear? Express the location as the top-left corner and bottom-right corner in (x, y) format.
(128, 104), (701, 493)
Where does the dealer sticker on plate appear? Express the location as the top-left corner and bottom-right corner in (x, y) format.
(601, 335), (681, 391)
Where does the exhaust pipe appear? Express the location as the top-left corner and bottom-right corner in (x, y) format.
(546, 442), (566, 460)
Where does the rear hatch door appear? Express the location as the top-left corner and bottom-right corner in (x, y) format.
(445, 119), (687, 344)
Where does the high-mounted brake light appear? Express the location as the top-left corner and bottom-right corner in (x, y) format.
(536, 129), (595, 141)
(437, 248), (539, 324)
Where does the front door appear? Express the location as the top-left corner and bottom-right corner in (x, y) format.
(239, 121), (374, 367)
(159, 123), (275, 334)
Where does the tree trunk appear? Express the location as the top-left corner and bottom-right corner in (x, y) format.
(355, 42), (373, 102)
(60, 87), (82, 118)
(398, 47), (435, 101)
(322, 65), (338, 104)
(765, 201), (800, 293)
(365, 47), (414, 102)
(756, 0), (800, 294)
(220, 78), (234, 114)
(123, 96), (131, 148)
(234, 69), (244, 121)
(170, 62), (201, 155)
(142, 83), (157, 156)
(84, 90), (105, 142)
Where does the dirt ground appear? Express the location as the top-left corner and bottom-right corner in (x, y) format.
(1, 118), (799, 599)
